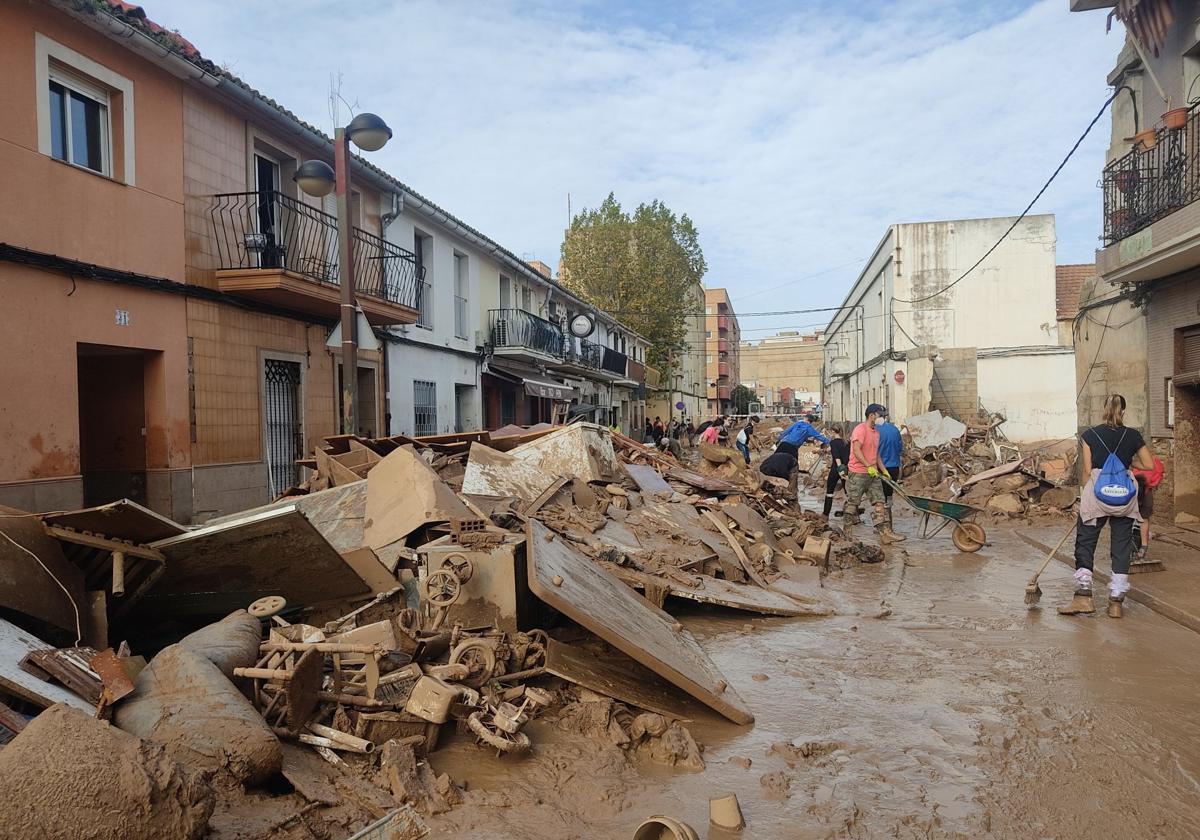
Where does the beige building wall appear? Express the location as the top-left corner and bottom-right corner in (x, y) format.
(739, 332), (824, 408)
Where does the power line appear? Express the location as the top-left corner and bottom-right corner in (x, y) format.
(731, 258), (870, 303)
(892, 89), (1119, 305)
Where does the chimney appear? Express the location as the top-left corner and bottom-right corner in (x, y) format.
(527, 260), (552, 279)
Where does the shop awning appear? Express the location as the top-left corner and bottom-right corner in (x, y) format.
(487, 360), (577, 401)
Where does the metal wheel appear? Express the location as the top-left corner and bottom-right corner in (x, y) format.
(449, 639), (499, 688)
(248, 595), (287, 618)
(440, 553), (475, 583)
(952, 522), (986, 553)
(424, 569), (463, 607)
(467, 711), (531, 754)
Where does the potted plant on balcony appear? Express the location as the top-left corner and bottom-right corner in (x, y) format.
(1133, 128), (1157, 151)
(1164, 106), (1190, 130)
(1108, 207), (1132, 237)
(1114, 169), (1139, 194)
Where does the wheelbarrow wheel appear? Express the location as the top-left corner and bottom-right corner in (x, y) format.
(952, 522), (986, 552)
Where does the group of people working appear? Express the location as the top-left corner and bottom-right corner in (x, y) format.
(757, 407), (907, 544)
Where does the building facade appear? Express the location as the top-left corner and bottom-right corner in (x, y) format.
(822, 215), (1078, 442)
(0, 0), (649, 523)
(704, 288), (741, 414)
(1071, 0), (1200, 522)
(739, 330), (824, 413)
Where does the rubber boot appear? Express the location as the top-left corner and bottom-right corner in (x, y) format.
(1058, 588), (1095, 615)
(879, 528), (907, 545)
(1107, 596), (1124, 618)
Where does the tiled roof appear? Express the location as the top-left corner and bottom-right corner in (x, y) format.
(85, 1), (649, 338)
(1055, 263), (1094, 321)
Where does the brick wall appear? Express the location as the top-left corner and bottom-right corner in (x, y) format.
(929, 347), (978, 421)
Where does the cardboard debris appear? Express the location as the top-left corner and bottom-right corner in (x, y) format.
(906, 410), (968, 448)
(364, 445), (473, 550)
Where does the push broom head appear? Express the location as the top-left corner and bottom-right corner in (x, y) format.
(1024, 578), (1043, 605)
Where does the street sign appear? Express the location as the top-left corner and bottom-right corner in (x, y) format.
(675, 401), (685, 410)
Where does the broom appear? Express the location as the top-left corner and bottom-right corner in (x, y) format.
(1024, 523), (1077, 605)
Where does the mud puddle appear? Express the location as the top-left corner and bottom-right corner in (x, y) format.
(426, 508), (1200, 839)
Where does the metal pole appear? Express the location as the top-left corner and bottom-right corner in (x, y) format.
(335, 127), (358, 435)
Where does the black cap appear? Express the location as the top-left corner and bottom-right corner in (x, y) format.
(865, 403), (887, 418)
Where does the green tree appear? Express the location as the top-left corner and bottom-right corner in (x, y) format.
(559, 193), (706, 373)
(730, 384), (758, 415)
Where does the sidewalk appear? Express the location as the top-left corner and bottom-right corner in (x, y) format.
(1018, 520), (1200, 635)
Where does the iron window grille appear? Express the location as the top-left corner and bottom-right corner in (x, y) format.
(414, 380), (438, 436)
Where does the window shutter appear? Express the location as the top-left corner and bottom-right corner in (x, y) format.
(1182, 327), (1200, 375)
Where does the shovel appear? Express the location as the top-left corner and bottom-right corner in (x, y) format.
(1024, 523), (1077, 605)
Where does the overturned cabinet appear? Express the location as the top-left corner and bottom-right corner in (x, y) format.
(417, 533), (540, 634)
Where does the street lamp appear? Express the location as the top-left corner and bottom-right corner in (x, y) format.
(295, 112), (393, 435)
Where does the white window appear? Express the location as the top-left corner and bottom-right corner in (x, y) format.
(453, 253), (468, 339)
(49, 68), (109, 174)
(1167, 378), (1175, 428)
(35, 34), (134, 183)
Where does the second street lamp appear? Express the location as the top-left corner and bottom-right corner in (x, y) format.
(295, 113), (392, 436)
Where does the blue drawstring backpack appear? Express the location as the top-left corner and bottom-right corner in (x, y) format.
(1092, 428), (1137, 506)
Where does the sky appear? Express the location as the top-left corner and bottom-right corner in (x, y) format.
(152, 0), (1123, 339)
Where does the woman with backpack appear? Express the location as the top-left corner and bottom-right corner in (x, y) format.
(1059, 394), (1155, 619)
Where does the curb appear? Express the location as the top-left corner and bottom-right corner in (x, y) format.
(1016, 531), (1200, 636)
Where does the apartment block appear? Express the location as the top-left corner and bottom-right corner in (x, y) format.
(704, 288), (741, 414)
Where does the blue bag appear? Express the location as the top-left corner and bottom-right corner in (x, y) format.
(1092, 429), (1136, 506)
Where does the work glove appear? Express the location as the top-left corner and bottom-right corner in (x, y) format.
(867, 467), (878, 477)
(837, 465), (848, 478)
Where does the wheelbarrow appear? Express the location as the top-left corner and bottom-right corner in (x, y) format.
(879, 472), (987, 552)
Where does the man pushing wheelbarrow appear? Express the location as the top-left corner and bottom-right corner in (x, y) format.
(842, 404), (907, 546)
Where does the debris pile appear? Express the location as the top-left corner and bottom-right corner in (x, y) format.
(898, 411), (1077, 518)
(0, 421), (894, 838)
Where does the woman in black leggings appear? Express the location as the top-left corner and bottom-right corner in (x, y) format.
(822, 423), (850, 518)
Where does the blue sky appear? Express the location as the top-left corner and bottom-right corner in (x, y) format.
(153, 0), (1122, 338)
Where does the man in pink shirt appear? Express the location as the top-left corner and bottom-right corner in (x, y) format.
(844, 404), (906, 545)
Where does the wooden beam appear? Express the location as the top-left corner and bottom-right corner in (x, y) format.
(44, 526), (165, 562)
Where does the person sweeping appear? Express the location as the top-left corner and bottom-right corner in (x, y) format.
(1059, 393), (1154, 619)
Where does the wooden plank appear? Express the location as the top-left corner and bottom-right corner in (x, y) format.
(525, 518), (752, 724)
(44, 527), (165, 562)
(523, 476), (571, 516)
(607, 565), (808, 616)
(40, 499), (185, 544)
(145, 506), (369, 618)
(625, 463), (674, 494)
(0, 617), (93, 711)
(542, 638), (704, 720)
(363, 446), (472, 550)
(699, 507), (773, 589)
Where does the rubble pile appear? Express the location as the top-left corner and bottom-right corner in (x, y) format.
(0, 421), (891, 838)
(898, 410), (1078, 519)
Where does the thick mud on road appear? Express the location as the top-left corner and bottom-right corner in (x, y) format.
(426, 514), (1200, 839)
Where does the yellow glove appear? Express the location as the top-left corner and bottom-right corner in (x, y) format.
(867, 467), (878, 477)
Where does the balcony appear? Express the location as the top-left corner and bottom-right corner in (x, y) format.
(718, 361), (729, 377)
(488, 308), (564, 364)
(717, 316), (730, 332)
(209, 191), (423, 324)
(556, 336), (602, 374)
(717, 385), (731, 400)
(1097, 107), (1200, 283)
(717, 339), (730, 353)
(627, 359), (645, 383)
(644, 365), (662, 389)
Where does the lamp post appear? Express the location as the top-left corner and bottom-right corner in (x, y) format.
(295, 112), (393, 435)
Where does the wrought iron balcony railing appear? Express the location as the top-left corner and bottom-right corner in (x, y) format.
(488, 308), (564, 357)
(1102, 106), (1200, 245)
(561, 336), (602, 369)
(209, 190), (424, 309)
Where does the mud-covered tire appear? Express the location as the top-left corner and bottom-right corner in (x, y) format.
(467, 711), (530, 753)
(952, 522), (986, 552)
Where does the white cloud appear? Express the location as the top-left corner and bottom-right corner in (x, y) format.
(155, 0), (1120, 334)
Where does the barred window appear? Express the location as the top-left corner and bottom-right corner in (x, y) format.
(414, 380), (437, 436)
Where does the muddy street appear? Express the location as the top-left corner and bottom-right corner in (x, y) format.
(427, 507), (1200, 839)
